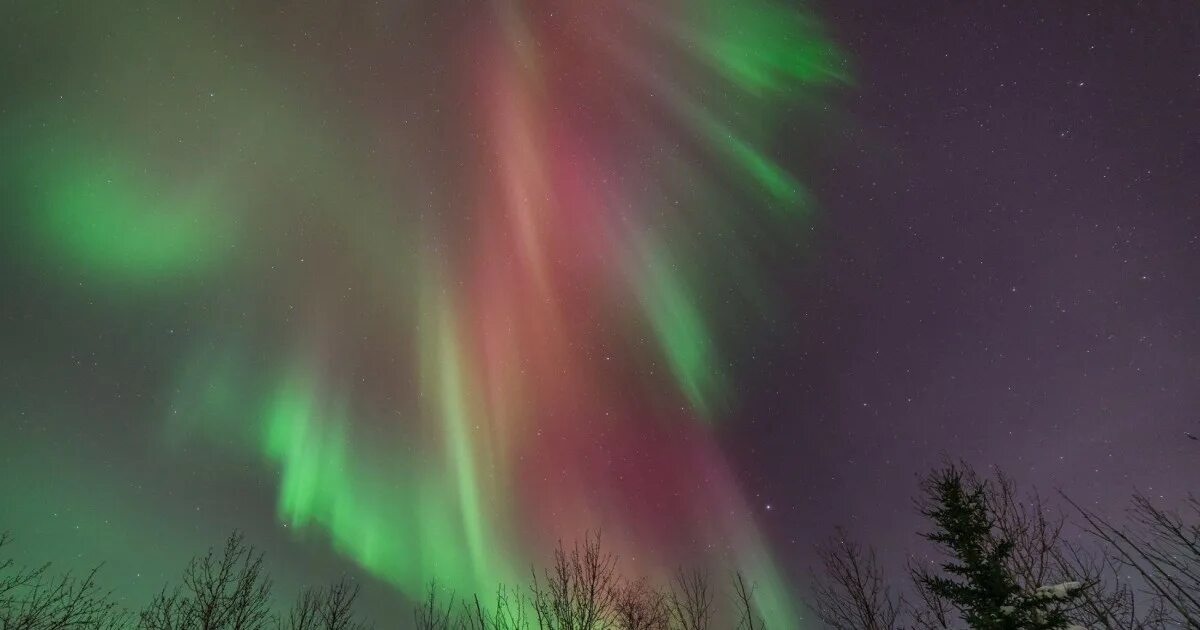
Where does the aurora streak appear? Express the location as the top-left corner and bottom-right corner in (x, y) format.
(2, 1), (846, 625)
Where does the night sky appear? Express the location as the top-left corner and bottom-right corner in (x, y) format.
(2, 1), (1198, 627)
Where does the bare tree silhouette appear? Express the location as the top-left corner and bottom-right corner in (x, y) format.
(1068, 492), (1200, 628)
(907, 565), (956, 630)
(529, 533), (621, 630)
(613, 578), (667, 630)
(139, 532), (272, 630)
(0, 533), (44, 610)
(666, 568), (712, 630)
(455, 586), (532, 630)
(282, 586), (320, 630)
(413, 581), (456, 630)
(488, 585), (532, 630)
(283, 578), (369, 630)
(7, 461), (1200, 630)
(807, 528), (903, 630)
(730, 572), (764, 630)
(1051, 540), (1168, 630)
(0, 532), (126, 630)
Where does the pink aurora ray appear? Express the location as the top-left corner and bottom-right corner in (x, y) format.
(10, 0), (844, 625)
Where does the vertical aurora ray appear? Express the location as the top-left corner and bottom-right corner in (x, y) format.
(630, 235), (725, 418)
(420, 283), (506, 591)
(3, 0), (847, 624)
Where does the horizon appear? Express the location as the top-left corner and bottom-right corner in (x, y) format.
(2, 1), (1197, 627)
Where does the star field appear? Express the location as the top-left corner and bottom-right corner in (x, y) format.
(2, 1), (1198, 625)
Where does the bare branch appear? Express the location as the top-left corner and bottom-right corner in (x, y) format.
(666, 568), (712, 630)
(807, 528), (903, 630)
(413, 581), (456, 630)
(139, 531), (272, 630)
(528, 532), (621, 630)
(730, 572), (764, 630)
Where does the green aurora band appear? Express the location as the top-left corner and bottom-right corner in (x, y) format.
(1, 0), (847, 626)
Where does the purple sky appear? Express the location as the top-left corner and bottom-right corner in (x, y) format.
(735, 0), (1199, 576)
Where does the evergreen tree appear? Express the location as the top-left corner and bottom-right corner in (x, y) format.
(913, 464), (1081, 630)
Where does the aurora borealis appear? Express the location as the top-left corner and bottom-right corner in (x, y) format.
(5, 1), (1200, 627)
(2, 1), (844, 626)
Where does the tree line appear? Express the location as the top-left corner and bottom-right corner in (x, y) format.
(2, 461), (1196, 629)
(807, 462), (1197, 629)
(0, 528), (769, 630)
